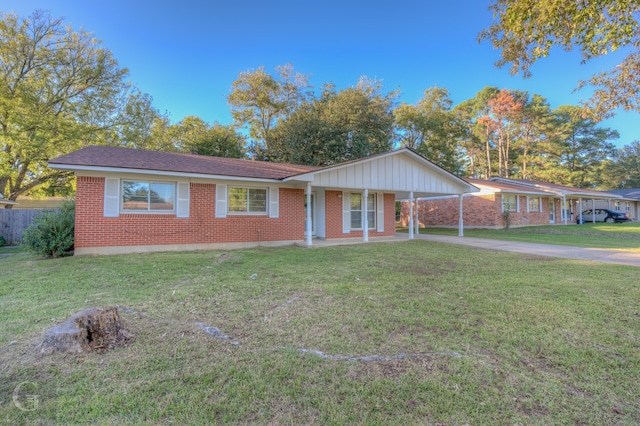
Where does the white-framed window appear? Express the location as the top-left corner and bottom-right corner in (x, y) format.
(527, 196), (541, 212)
(625, 202), (631, 212)
(122, 180), (175, 212)
(350, 193), (376, 230)
(228, 187), (268, 214)
(502, 194), (518, 212)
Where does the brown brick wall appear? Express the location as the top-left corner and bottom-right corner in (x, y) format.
(400, 194), (572, 228)
(75, 176), (304, 248)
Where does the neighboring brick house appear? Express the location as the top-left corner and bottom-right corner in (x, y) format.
(592, 188), (639, 220)
(401, 177), (623, 229)
(49, 146), (477, 255)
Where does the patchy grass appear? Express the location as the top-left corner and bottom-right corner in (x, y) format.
(1, 242), (639, 424)
(403, 222), (640, 251)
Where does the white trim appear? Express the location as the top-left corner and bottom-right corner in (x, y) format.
(342, 192), (350, 234)
(526, 196), (541, 213)
(215, 184), (227, 218)
(363, 189), (369, 242)
(49, 163), (283, 184)
(104, 178), (120, 217)
(121, 180), (177, 214)
(227, 186), (268, 215)
(176, 182), (190, 218)
(376, 192), (384, 233)
(269, 187), (279, 218)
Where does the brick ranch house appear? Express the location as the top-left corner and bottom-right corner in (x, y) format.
(400, 177), (624, 229)
(592, 188), (639, 220)
(49, 146), (478, 255)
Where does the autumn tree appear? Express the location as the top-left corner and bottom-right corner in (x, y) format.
(480, 0), (640, 117)
(454, 87), (501, 178)
(486, 89), (524, 177)
(0, 11), (155, 203)
(227, 64), (310, 159)
(394, 87), (464, 173)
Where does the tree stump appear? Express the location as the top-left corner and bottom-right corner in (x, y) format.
(40, 306), (134, 354)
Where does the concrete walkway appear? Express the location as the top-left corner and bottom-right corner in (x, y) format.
(413, 234), (640, 267)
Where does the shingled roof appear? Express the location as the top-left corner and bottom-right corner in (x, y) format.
(49, 146), (321, 180)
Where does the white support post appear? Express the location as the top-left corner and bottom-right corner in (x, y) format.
(414, 198), (419, 235)
(458, 194), (464, 237)
(578, 198), (582, 223)
(562, 196), (567, 224)
(306, 183), (313, 246)
(592, 199), (596, 223)
(363, 189), (369, 242)
(408, 191), (414, 240)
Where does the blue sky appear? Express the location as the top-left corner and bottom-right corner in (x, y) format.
(4, 0), (638, 148)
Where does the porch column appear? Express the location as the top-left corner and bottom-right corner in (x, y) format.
(458, 194), (464, 237)
(363, 188), (369, 242)
(408, 191), (414, 240)
(414, 197), (419, 235)
(592, 199), (596, 223)
(306, 183), (313, 246)
(562, 196), (567, 224)
(578, 198), (582, 223)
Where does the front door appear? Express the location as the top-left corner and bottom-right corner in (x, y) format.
(304, 193), (316, 237)
(549, 198), (555, 224)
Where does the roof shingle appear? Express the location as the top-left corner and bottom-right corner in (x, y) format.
(49, 146), (321, 180)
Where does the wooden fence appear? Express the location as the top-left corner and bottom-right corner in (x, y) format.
(0, 209), (50, 245)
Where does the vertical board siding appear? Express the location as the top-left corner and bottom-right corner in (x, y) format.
(0, 209), (50, 245)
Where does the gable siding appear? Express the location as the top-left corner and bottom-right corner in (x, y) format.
(311, 156), (464, 194)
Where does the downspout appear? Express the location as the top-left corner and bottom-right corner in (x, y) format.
(306, 183), (312, 246)
(458, 194), (464, 237)
(408, 191), (414, 240)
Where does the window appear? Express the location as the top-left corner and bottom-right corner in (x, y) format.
(122, 181), (175, 212)
(527, 197), (541, 212)
(502, 194), (517, 212)
(228, 187), (267, 214)
(350, 193), (376, 230)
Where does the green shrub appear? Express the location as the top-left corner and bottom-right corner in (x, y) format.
(0, 235), (5, 247)
(22, 200), (75, 258)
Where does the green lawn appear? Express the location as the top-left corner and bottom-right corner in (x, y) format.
(1, 242), (639, 424)
(403, 221), (640, 251)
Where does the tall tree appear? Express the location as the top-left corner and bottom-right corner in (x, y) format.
(227, 63), (310, 159)
(535, 105), (618, 187)
(479, 0), (640, 117)
(0, 11), (149, 203)
(454, 87), (501, 178)
(394, 87), (464, 173)
(599, 141), (640, 189)
(514, 94), (554, 180)
(270, 78), (396, 166)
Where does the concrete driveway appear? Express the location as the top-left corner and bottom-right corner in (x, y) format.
(414, 234), (640, 267)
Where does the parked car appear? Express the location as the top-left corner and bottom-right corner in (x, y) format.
(580, 209), (630, 223)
